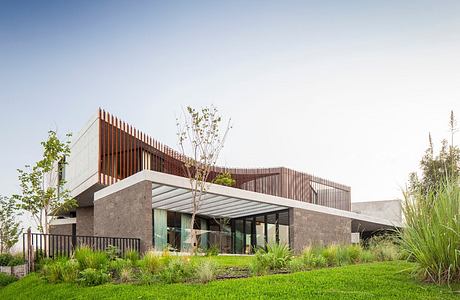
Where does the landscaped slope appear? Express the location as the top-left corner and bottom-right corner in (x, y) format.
(1, 261), (458, 300)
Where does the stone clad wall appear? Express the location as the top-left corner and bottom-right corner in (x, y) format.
(93, 180), (152, 252)
(77, 206), (94, 236)
(289, 208), (351, 254)
(49, 224), (73, 235)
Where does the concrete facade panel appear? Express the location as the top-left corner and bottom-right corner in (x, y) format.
(76, 206), (94, 236)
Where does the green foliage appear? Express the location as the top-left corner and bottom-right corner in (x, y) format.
(124, 249), (140, 264)
(401, 179), (460, 284)
(78, 268), (110, 286)
(347, 245), (363, 263)
(251, 243), (292, 275)
(0, 195), (22, 253)
(6, 254), (25, 266)
(105, 245), (120, 261)
(41, 257), (72, 283)
(159, 257), (194, 283)
(139, 251), (161, 274)
(195, 260), (217, 283)
(0, 273), (16, 287)
(0, 253), (13, 266)
(368, 235), (400, 262)
(288, 257), (305, 272)
(3, 262), (460, 299)
(213, 172), (236, 187)
(205, 244), (219, 256)
(360, 250), (376, 263)
(302, 247), (327, 268)
(13, 131), (77, 233)
(74, 246), (109, 270)
(109, 258), (132, 279)
(408, 111), (460, 195)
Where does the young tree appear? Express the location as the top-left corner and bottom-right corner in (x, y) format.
(14, 131), (78, 234)
(177, 106), (231, 253)
(0, 195), (22, 253)
(409, 111), (460, 195)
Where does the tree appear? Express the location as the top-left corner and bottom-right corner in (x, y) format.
(409, 111), (460, 195)
(176, 106), (231, 253)
(213, 172), (236, 187)
(14, 130), (78, 234)
(0, 195), (22, 253)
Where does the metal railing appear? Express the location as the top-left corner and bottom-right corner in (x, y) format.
(23, 231), (140, 264)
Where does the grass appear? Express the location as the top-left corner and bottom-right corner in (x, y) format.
(190, 255), (253, 267)
(1, 261), (459, 299)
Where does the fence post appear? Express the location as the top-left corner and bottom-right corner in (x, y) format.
(26, 228), (35, 272)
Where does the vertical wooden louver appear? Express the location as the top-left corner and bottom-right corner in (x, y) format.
(96, 109), (351, 211)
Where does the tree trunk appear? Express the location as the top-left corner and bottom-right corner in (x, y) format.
(190, 212), (197, 253)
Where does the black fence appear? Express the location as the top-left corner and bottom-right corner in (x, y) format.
(23, 232), (141, 261)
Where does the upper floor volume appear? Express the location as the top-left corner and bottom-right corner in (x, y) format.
(65, 108), (351, 211)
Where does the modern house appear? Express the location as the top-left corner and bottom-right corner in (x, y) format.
(50, 109), (401, 253)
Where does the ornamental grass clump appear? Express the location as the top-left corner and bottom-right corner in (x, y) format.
(400, 179), (460, 285)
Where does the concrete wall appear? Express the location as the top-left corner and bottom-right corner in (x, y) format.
(352, 200), (402, 224)
(76, 207), (94, 236)
(94, 180), (152, 252)
(289, 208), (351, 253)
(49, 224), (73, 235)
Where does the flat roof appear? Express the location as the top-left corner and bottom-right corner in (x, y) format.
(94, 170), (402, 227)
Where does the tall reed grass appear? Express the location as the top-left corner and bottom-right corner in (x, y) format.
(400, 179), (460, 284)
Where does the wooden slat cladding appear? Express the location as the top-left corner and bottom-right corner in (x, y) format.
(97, 109), (351, 211)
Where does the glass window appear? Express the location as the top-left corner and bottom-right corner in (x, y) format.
(255, 216), (265, 248)
(266, 213), (277, 244)
(234, 219), (244, 254)
(278, 211), (289, 245)
(245, 218), (253, 254)
(153, 209), (167, 251)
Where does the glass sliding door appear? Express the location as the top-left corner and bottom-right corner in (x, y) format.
(234, 219), (244, 254)
(255, 215), (265, 249)
(278, 211), (289, 245)
(153, 209), (167, 251)
(266, 213), (277, 245)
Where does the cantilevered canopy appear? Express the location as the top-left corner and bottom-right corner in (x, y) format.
(95, 170), (402, 228)
(151, 183), (286, 218)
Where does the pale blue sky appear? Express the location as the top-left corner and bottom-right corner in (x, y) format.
(1, 1), (460, 202)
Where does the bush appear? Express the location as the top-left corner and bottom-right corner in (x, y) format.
(139, 251), (161, 274)
(61, 259), (80, 283)
(0, 273), (17, 287)
(288, 257), (305, 272)
(0, 253), (13, 266)
(401, 180), (460, 284)
(105, 245), (120, 261)
(109, 258), (132, 279)
(368, 236), (400, 262)
(195, 260), (217, 283)
(347, 245), (363, 264)
(360, 250), (375, 263)
(41, 257), (69, 283)
(79, 268), (110, 286)
(74, 246), (109, 270)
(119, 266), (133, 283)
(205, 245), (219, 257)
(124, 249), (140, 264)
(0, 253), (24, 266)
(302, 247), (327, 269)
(159, 257), (194, 283)
(250, 243), (292, 275)
(322, 245), (339, 266)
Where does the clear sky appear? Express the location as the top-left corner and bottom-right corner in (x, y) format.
(1, 0), (460, 203)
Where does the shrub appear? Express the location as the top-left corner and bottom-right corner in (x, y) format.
(41, 257), (69, 283)
(124, 249), (140, 264)
(205, 245), (219, 256)
(250, 243), (292, 275)
(61, 259), (80, 283)
(368, 236), (399, 262)
(401, 180), (460, 284)
(360, 250), (375, 263)
(0, 273), (17, 287)
(195, 260), (217, 283)
(109, 258), (132, 279)
(74, 246), (109, 270)
(159, 257), (194, 283)
(347, 245), (363, 264)
(105, 245), (120, 261)
(119, 266), (133, 283)
(288, 257), (305, 272)
(0, 253), (13, 266)
(139, 251), (161, 274)
(322, 245), (339, 266)
(302, 247), (327, 269)
(79, 268), (110, 286)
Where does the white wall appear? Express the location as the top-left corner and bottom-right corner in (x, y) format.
(65, 113), (99, 197)
(351, 200), (402, 224)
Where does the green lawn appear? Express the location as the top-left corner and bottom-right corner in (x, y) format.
(1, 261), (459, 299)
(190, 254), (253, 267)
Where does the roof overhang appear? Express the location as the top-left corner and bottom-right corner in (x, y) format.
(94, 170), (402, 227)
